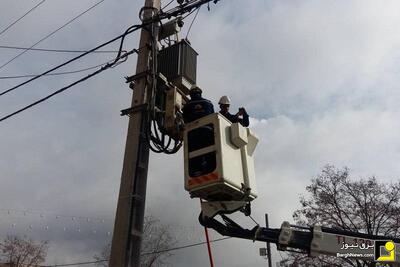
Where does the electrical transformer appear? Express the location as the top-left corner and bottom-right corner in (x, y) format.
(158, 39), (198, 95)
(183, 113), (258, 202)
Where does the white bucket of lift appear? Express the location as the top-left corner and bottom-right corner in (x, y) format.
(183, 113), (258, 202)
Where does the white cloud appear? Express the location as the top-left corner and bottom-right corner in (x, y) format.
(2, 0), (400, 266)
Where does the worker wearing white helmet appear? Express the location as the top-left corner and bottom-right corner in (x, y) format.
(218, 95), (249, 127)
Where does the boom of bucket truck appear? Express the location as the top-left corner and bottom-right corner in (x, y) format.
(181, 112), (399, 265)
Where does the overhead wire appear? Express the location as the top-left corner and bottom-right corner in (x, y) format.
(141, 237), (231, 255)
(161, 0), (175, 11)
(42, 260), (107, 267)
(0, 0), (46, 37)
(0, 58), (125, 80)
(0, 0), (219, 97)
(40, 237), (232, 266)
(0, 26), (141, 97)
(181, 5), (200, 20)
(0, 0), (222, 122)
(0, 49), (137, 122)
(0, 45), (121, 54)
(163, 0), (217, 20)
(185, 6), (201, 39)
(0, 208), (111, 222)
(0, 0), (106, 71)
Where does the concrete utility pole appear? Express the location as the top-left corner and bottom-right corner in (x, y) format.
(109, 0), (160, 266)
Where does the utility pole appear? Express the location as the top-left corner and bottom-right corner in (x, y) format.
(109, 0), (160, 266)
(265, 214), (272, 267)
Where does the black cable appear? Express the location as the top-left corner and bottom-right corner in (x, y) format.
(0, 0), (220, 97)
(249, 215), (259, 226)
(0, 49), (136, 123)
(161, 0), (175, 10)
(0, 0), (222, 122)
(41, 237), (232, 266)
(0, 0), (106, 71)
(0, 26), (141, 97)
(161, 0), (215, 20)
(0, 208), (111, 222)
(185, 6), (201, 39)
(149, 8), (183, 155)
(0, 45), (121, 54)
(181, 5), (199, 20)
(0, 0), (46, 37)
(41, 260), (107, 267)
(0, 59), (121, 80)
(146, 14), (167, 154)
(141, 236), (232, 255)
(113, 25), (138, 64)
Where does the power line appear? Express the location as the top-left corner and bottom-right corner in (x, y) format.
(0, 49), (137, 123)
(0, 45), (121, 54)
(42, 260), (107, 267)
(0, 208), (112, 222)
(181, 4), (200, 20)
(41, 237), (232, 266)
(0, 0), (219, 97)
(161, 0), (174, 10)
(161, 0), (218, 20)
(0, 60), (120, 80)
(141, 237), (232, 255)
(0, 0), (221, 115)
(185, 6), (201, 39)
(0, 0), (46, 37)
(0, 25), (141, 97)
(0, 0), (106, 71)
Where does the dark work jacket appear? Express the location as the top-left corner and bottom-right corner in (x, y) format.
(220, 110), (249, 127)
(182, 94), (214, 123)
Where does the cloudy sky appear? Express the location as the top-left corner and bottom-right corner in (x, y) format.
(1, 0), (400, 266)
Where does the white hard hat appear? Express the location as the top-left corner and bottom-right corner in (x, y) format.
(218, 95), (231, 105)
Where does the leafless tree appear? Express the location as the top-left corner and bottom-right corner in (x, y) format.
(95, 216), (175, 267)
(280, 165), (400, 267)
(0, 235), (48, 267)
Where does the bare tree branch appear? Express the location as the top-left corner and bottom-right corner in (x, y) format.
(281, 165), (400, 267)
(95, 216), (175, 267)
(0, 236), (48, 267)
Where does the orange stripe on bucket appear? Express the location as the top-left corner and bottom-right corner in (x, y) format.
(188, 172), (219, 187)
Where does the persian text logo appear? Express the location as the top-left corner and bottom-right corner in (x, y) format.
(374, 240), (395, 262)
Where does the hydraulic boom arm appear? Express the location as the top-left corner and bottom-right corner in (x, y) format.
(200, 213), (400, 263)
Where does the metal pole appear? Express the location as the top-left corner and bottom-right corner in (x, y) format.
(265, 214), (272, 267)
(109, 0), (160, 266)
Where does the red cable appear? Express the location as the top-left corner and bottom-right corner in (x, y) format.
(204, 226), (215, 267)
(200, 199), (215, 267)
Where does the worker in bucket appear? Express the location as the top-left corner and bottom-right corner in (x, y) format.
(183, 85), (215, 153)
(218, 95), (249, 127)
(182, 85), (214, 123)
